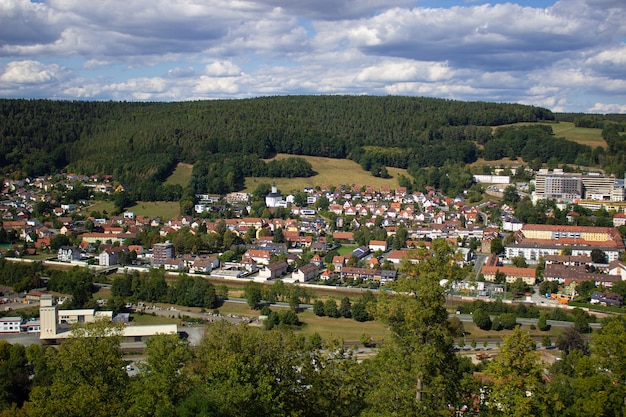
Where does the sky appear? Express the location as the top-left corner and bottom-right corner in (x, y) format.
(1, 0), (625, 113)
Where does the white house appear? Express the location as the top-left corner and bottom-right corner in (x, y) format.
(98, 249), (119, 266)
(57, 246), (81, 262)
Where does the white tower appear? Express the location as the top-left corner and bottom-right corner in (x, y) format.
(39, 294), (58, 339)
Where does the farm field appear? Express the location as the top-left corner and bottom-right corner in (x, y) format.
(245, 154), (411, 193)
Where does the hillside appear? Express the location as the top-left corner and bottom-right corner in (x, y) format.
(5, 96), (625, 201)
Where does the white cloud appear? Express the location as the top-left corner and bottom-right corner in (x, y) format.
(588, 103), (626, 114)
(204, 62), (242, 77)
(0, 0), (624, 112)
(0, 60), (66, 84)
(168, 67), (196, 78)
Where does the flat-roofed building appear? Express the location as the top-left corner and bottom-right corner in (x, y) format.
(152, 241), (174, 267)
(39, 295), (177, 344)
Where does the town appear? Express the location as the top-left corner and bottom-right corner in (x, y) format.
(2, 165), (626, 311)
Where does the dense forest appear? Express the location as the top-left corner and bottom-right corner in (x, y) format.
(3, 97), (626, 199)
(0, 96), (553, 195)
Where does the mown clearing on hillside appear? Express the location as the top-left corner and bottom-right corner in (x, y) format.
(495, 121), (606, 148)
(245, 154), (411, 193)
(164, 163), (193, 187)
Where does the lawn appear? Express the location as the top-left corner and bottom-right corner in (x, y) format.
(164, 163), (193, 187)
(128, 201), (180, 220)
(295, 309), (388, 344)
(337, 244), (357, 256)
(84, 200), (116, 216)
(244, 154), (411, 193)
(130, 313), (181, 325)
(213, 300), (386, 344)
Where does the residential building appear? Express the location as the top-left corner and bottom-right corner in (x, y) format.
(481, 266), (537, 285)
(258, 260), (289, 280)
(506, 224), (625, 263)
(152, 241), (175, 267)
(98, 248), (119, 266)
(292, 263), (319, 282)
(57, 246), (81, 262)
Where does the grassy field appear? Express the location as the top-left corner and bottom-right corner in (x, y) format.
(84, 200), (116, 216)
(549, 122), (606, 148)
(128, 201), (180, 220)
(295, 309), (387, 343)
(494, 121), (606, 148)
(130, 313), (181, 325)
(244, 154), (411, 193)
(164, 163), (193, 187)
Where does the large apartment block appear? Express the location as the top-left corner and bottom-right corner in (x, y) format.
(533, 169), (617, 203)
(152, 241), (175, 266)
(505, 224), (625, 263)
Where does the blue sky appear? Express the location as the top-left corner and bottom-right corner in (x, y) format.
(1, 0), (625, 113)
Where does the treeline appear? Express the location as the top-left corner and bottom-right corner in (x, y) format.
(482, 124), (591, 165)
(188, 155), (315, 195)
(0, 259), (44, 293)
(111, 270), (219, 309)
(0, 96), (554, 195)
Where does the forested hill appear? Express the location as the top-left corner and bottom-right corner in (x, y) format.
(0, 96), (559, 197)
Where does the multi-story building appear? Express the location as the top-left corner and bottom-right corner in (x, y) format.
(505, 224), (625, 263)
(533, 169), (617, 203)
(152, 241), (175, 267)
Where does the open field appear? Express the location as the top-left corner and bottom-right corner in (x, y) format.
(164, 163), (193, 187)
(244, 154), (411, 193)
(128, 201), (180, 219)
(494, 121), (606, 148)
(130, 313), (181, 325)
(295, 309), (387, 343)
(549, 122), (606, 148)
(84, 200), (116, 216)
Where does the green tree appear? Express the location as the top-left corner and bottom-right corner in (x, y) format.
(542, 335), (551, 348)
(537, 312), (550, 331)
(502, 185), (520, 205)
(272, 227), (285, 244)
(324, 299), (339, 318)
(312, 299), (325, 316)
(500, 313), (518, 330)
(128, 334), (192, 417)
(592, 317), (626, 385)
(339, 297), (352, 318)
(366, 239), (465, 416)
(511, 256), (528, 268)
(590, 248), (608, 264)
(484, 327), (546, 417)
(50, 234), (72, 251)
(473, 308), (492, 330)
(27, 320), (129, 417)
(490, 237), (504, 255)
(243, 281), (262, 309)
(0, 341), (30, 411)
(315, 195), (330, 211)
